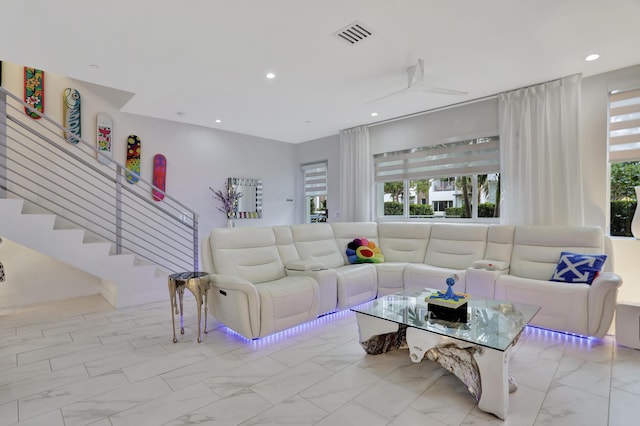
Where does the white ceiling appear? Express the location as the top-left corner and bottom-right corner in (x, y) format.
(2, 0), (640, 143)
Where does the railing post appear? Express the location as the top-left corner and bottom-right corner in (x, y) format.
(0, 89), (7, 198)
(115, 167), (123, 254)
(193, 213), (199, 271)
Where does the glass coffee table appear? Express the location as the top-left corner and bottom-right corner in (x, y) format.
(351, 289), (540, 420)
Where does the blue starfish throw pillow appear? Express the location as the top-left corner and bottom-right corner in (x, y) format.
(550, 252), (607, 284)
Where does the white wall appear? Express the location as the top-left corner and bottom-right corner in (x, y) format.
(0, 238), (102, 309)
(1, 61), (300, 307)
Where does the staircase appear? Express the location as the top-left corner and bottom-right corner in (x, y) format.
(0, 87), (198, 308)
(0, 198), (170, 307)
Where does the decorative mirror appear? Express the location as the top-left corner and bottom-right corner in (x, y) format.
(229, 177), (262, 219)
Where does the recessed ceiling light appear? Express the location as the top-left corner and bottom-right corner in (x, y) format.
(370, 112), (378, 117)
(585, 53), (600, 62)
(266, 72), (276, 79)
(215, 119), (222, 123)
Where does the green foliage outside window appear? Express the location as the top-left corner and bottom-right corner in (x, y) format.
(478, 202), (497, 218)
(384, 202), (434, 216)
(611, 200), (637, 236)
(611, 162), (640, 201)
(384, 202), (403, 215)
(409, 204), (434, 216)
(384, 182), (404, 202)
(610, 162), (640, 237)
(445, 207), (465, 217)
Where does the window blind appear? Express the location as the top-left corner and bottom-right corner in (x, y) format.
(302, 162), (327, 196)
(609, 88), (640, 162)
(373, 136), (499, 182)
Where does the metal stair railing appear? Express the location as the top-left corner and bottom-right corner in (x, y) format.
(0, 87), (198, 273)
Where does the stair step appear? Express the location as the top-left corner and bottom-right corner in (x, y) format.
(50, 228), (86, 245)
(53, 216), (81, 230)
(20, 201), (51, 215)
(0, 198), (25, 215)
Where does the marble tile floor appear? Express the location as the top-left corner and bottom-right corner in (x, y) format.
(1, 294), (640, 426)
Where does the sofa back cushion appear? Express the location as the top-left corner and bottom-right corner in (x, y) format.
(272, 225), (301, 265)
(210, 227), (285, 284)
(331, 222), (380, 264)
(425, 224), (489, 269)
(485, 225), (515, 264)
(201, 235), (217, 274)
(291, 223), (345, 268)
(510, 226), (604, 280)
(377, 222), (431, 263)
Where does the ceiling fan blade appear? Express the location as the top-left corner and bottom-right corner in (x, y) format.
(364, 87), (410, 105)
(418, 85), (468, 96)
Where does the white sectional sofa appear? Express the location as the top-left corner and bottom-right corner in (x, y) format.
(200, 222), (622, 340)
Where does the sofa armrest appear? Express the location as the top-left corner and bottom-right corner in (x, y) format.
(286, 268), (338, 315)
(471, 260), (509, 271)
(465, 267), (510, 298)
(208, 273), (261, 338)
(587, 272), (623, 338)
(286, 260), (328, 271)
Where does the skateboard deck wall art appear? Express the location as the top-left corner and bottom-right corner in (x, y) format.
(24, 67), (44, 118)
(63, 88), (81, 144)
(152, 154), (167, 201)
(126, 135), (141, 184)
(96, 113), (113, 164)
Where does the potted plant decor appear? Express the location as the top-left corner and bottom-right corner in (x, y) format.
(210, 181), (243, 228)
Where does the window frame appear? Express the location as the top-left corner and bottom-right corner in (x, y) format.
(374, 136), (500, 222)
(302, 161), (328, 224)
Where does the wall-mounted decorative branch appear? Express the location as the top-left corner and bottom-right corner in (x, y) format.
(209, 181), (243, 220)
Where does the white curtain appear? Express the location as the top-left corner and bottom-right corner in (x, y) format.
(339, 126), (373, 222)
(499, 74), (584, 226)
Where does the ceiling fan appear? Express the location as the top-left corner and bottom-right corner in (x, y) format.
(365, 59), (467, 104)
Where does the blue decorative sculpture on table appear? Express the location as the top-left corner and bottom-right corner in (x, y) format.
(430, 274), (461, 301)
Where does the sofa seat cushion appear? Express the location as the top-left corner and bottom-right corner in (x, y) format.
(403, 263), (467, 294)
(335, 264), (377, 310)
(375, 262), (407, 296)
(495, 274), (589, 336)
(256, 276), (319, 337)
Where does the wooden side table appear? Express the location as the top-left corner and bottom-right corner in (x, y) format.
(168, 272), (210, 343)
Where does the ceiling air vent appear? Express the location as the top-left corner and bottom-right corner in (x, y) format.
(334, 21), (374, 45)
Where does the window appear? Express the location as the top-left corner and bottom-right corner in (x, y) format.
(433, 177), (455, 191)
(433, 200), (453, 213)
(381, 181), (405, 216)
(302, 161), (328, 223)
(374, 137), (500, 220)
(608, 88), (640, 236)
